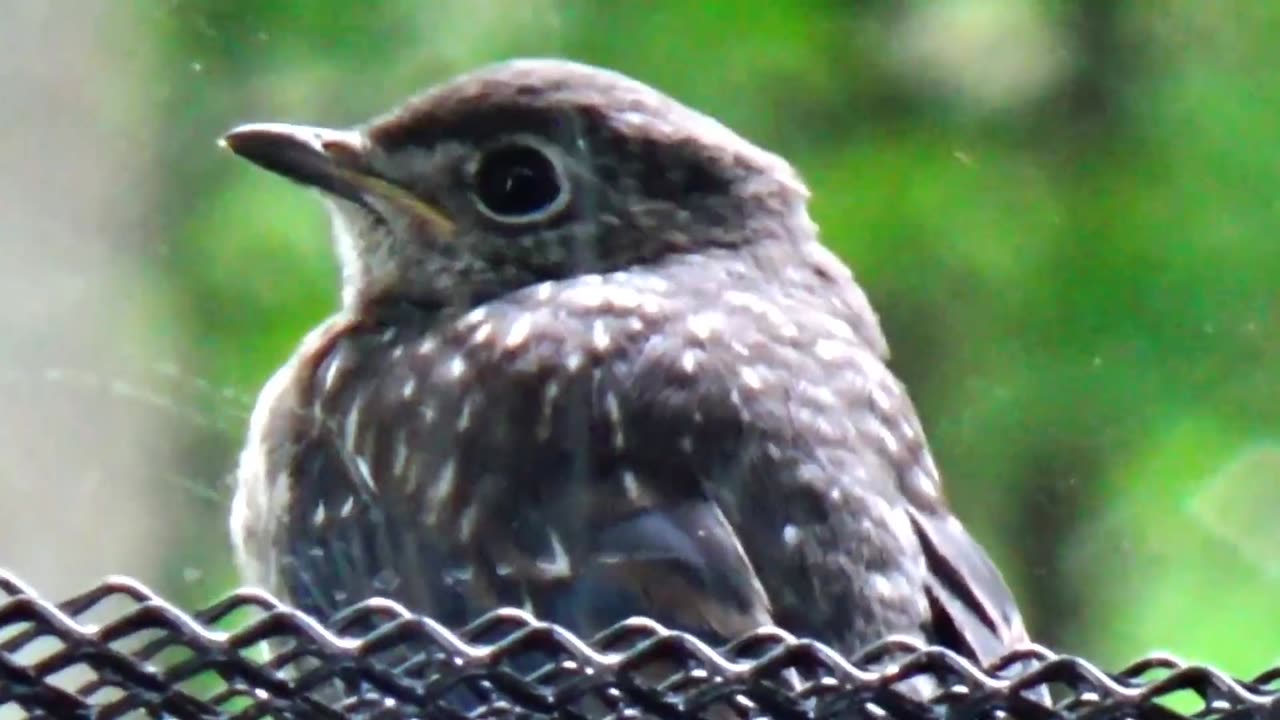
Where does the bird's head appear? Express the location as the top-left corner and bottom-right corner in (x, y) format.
(221, 58), (812, 311)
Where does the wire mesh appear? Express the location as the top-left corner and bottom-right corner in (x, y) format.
(0, 569), (1276, 719)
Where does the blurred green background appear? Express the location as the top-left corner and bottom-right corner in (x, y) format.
(5, 0), (1277, 682)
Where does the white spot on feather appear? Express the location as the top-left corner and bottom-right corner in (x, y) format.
(898, 421), (916, 443)
(607, 286), (645, 310)
(321, 354), (344, 393)
(343, 402), (362, 452)
(816, 315), (856, 340)
(591, 319), (611, 352)
(458, 305), (489, 329)
(782, 524), (800, 547)
(887, 508), (915, 546)
(391, 434), (409, 475)
(813, 338), (851, 362)
(799, 382), (839, 407)
(686, 312), (719, 341)
(870, 384), (896, 414)
(504, 314), (533, 349)
(622, 470), (641, 501)
(724, 290), (799, 337)
(444, 566), (473, 583)
(457, 396), (475, 431)
(448, 355), (467, 379)
(869, 573), (898, 600)
(539, 531), (572, 577)
(458, 503), (479, 541)
(604, 391), (625, 449)
(680, 350), (699, 374)
(426, 459), (457, 524)
(878, 427), (900, 455)
(562, 284), (609, 309)
(352, 454), (377, 494)
(909, 467), (940, 501)
(538, 380), (560, 440)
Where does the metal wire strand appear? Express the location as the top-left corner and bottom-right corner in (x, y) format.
(0, 570), (1276, 719)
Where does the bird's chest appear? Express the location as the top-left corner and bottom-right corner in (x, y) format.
(290, 281), (909, 524)
(241, 274), (932, 642)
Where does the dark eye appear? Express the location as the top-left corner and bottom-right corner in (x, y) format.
(471, 141), (568, 223)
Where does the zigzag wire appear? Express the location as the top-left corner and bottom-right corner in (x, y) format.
(0, 570), (1276, 719)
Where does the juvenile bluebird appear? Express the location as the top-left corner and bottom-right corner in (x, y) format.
(224, 59), (1033, 696)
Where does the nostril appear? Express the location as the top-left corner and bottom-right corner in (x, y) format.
(321, 136), (368, 169)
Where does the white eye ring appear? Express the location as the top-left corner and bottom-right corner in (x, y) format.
(467, 134), (572, 225)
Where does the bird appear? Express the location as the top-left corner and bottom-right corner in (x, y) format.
(222, 58), (1035, 711)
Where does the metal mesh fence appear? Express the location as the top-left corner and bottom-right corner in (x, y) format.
(1, 569), (1276, 719)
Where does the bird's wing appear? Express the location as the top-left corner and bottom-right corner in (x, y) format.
(511, 498), (776, 642)
(825, 305), (1031, 666)
(916, 509), (1027, 654)
(902, 461), (1031, 664)
(903, 475), (1049, 709)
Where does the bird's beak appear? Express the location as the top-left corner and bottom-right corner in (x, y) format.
(219, 122), (454, 236)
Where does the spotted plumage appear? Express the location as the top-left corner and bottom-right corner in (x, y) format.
(225, 58), (1032, 689)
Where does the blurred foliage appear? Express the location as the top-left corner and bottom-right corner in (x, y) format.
(140, 0), (1279, 675)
